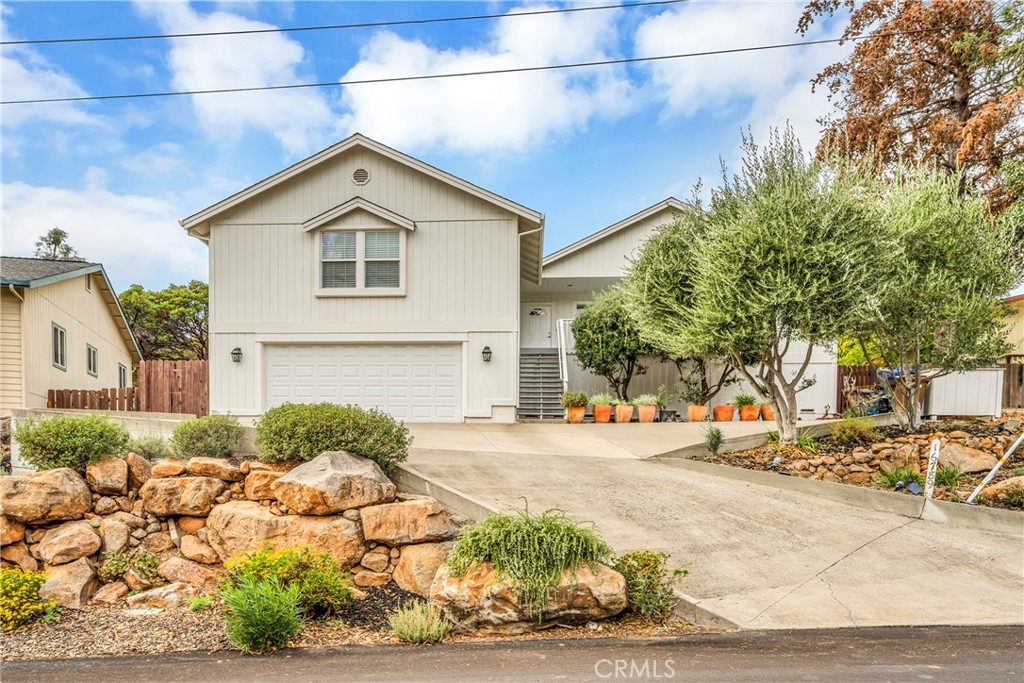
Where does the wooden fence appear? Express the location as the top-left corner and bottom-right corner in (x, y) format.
(48, 359), (209, 416)
(835, 365), (879, 414)
(1003, 356), (1024, 409)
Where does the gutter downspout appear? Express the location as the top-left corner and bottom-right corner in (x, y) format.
(8, 284), (24, 302)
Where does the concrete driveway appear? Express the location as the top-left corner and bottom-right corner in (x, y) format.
(405, 424), (1024, 630)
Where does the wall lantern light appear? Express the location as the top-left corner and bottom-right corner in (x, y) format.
(231, 347), (243, 363)
(482, 346), (492, 362)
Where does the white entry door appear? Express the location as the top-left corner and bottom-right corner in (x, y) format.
(521, 304), (553, 347)
(263, 344), (462, 422)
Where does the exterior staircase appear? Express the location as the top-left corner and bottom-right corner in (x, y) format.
(518, 348), (564, 420)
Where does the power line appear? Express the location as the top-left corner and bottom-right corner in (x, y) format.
(1, 20), (1004, 106)
(0, 0), (688, 46)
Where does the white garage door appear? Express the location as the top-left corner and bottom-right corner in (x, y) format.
(264, 344), (462, 422)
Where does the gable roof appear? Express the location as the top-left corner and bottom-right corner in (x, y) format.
(543, 197), (687, 266)
(1, 257), (143, 364)
(302, 196), (416, 233)
(180, 133), (546, 282)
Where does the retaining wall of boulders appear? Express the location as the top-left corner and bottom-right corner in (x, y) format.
(0, 451), (461, 610)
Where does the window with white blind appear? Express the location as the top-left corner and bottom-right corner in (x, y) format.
(318, 229), (405, 295)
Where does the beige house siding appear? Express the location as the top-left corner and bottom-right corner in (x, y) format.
(1004, 300), (1024, 357)
(19, 275), (134, 409)
(0, 288), (24, 415)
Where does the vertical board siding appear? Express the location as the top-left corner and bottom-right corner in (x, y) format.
(543, 207), (677, 279)
(0, 288), (24, 415)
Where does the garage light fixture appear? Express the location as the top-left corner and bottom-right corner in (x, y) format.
(231, 347), (242, 363)
(482, 346), (492, 362)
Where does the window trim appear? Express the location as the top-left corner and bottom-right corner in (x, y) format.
(315, 227), (406, 297)
(118, 363), (128, 388)
(52, 323), (67, 371)
(86, 344), (98, 377)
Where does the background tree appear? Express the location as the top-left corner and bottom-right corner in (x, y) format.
(629, 128), (885, 444)
(34, 228), (83, 261)
(799, 0), (1023, 207)
(571, 288), (653, 401)
(849, 166), (1022, 430)
(119, 281), (208, 360)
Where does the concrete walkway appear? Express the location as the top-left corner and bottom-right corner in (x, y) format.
(405, 425), (1024, 630)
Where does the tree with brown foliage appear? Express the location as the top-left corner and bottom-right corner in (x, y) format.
(799, 0), (1023, 207)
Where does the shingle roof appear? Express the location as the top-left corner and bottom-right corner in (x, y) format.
(1, 256), (99, 285)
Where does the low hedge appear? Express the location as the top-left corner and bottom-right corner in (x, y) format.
(170, 414), (244, 459)
(255, 403), (410, 474)
(13, 414), (129, 474)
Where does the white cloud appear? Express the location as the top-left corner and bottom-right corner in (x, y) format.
(133, 1), (336, 154)
(337, 4), (636, 154)
(0, 45), (99, 130)
(1, 181), (207, 291)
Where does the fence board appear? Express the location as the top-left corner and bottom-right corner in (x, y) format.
(1003, 356), (1024, 409)
(836, 365), (879, 414)
(48, 360), (208, 416)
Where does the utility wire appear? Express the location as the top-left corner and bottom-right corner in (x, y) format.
(1, 20), (1004, 106)
(1, 0), (688, 46)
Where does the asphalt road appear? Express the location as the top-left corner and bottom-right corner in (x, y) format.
(3, 626), (1022, 683)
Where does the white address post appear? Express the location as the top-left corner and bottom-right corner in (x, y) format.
(924, 439), (941, 500)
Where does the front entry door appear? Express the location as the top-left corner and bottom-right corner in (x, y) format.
(522, 304), (553, 347)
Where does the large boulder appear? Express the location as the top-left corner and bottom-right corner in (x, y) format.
(86, 457), (129, 495)
(126, 582), (196, 609)
(180, 535), (219, 564)
(938, 442), (999, 474)
(0, 516), (25, 545)
(392, 542), (452, 597)
(139, 477), (226, 516)
(0, 468), (91, 524)
(151, 459), (187, 478)
(186, 457), (244, 482)
(270, 452), (395, 515)
(361, 498), (457, 545)
(431, 562), (627, 634)
(157, 556), (218, 589)
(39, 558), (99, 609)
(1, 541), (38, 572)
(205, 500), (365, 567)
(124, 452), (153, 490)
(99, 519), (131, 556)
(244, 470), (283, 500)
(90, 581), (129, 606)
(37, 521), (102, 565)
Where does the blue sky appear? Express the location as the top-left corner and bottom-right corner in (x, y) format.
(1, 1), (849, 292)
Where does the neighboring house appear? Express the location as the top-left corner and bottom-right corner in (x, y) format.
(183, 134), (835, 423)
(1001, 293), (1024, 358)
(0, 257), (142, 415)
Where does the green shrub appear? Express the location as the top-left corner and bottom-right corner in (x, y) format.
(934, 465), (963, 488)
(446, 507), (612, 618)
(702, 425), (723, 455)
(0, 569), (58, 632)
(877, 468), (923, 489)
(829, 416), (880, 444)
(633, 394), (661, 407)
(222, 546), (353, 619)
(588, 393), (614, 406)
(559, 391), (589, 409)
(14, 414), (129, 474)
(255, 403), (410, 474)
(389, 601), (453, 644)
(170, 414), (244, 459)
(98, 550), (160, 584)
(612, 550), (687, 623)
(126, 434), (171, 461)
(1001, 484), (1024, 510)
(1011, 467), (1024, 477)
(797, 430), (819, 453)
(222, 578), (304, 654)
(189, 595), (216, 612)
(732, 394), (757, 408)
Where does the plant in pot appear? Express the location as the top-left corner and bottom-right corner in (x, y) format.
(675, 359), (739, 423)
(560, 391), (589, 424)
(633, 394), (660, 423)
(655, 384), (677, 422)
(760, 401), (775, 421)
(712, 403), (735, 422)
(613, 399), (635, 424)
(734, 394), (760, 421)
(589, 393), (614, 423)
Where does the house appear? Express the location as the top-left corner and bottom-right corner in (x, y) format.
(0, 257), (142, 415)
(184, 134), (835, 423)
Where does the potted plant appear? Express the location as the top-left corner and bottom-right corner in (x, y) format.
(589, 393), (613, 423)
(634, 394), (660, 423)
(712, 403), (735, 422)
(760, 401), (775, 421)
(734, 394), (760, 421)
(676, 360), (739, 423)
(560, 391), (589, 424)
(613, 399), (634, 424)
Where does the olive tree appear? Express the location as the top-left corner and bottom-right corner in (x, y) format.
(849, 166), (1022, 430)
(571, 288), (653, 401)
(628, 128), (885, 444)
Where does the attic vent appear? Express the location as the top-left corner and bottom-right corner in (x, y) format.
(352, 168), (370, 185)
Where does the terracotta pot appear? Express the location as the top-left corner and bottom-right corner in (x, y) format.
(614, 404), (634, 424)
(760, 405), (775, 421)
(637, 405), (657, 423)
(738, 406), (760, 421)
(566, 406), (585, 424)
(592, 405), (612, 423)
(712, 405), (735, 422)
(687, 405), (709, 422)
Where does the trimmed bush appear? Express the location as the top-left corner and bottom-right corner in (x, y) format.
(446, 507), (612, 617)
(255, 403), (410, 474)
(222, 545), (353, 619)
(389, 601), (453, 644)
(829, 416), (880, 444)
(1, 569), (58, 632)
(170, 414), (244, 459)
(126, 435), (171, 461)
(612, 550), (686, 623)
(14, 414), (129, 474)
(221, 577), (304, 654)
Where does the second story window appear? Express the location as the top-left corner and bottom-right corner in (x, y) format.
(319, 229), (403, 293)
(52, 323), (66, 370)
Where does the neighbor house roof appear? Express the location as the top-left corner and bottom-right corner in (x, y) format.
(1, 256), (143, 363)
(543, 197), (687, 266)
(1003, 293), (1024, 305)
(180, 133), (546, 283)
